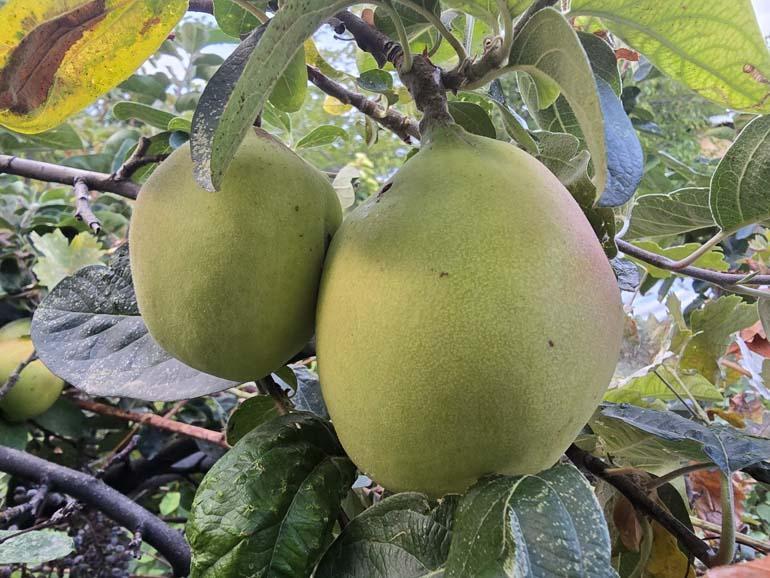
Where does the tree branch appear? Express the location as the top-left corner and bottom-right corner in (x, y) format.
(0, 350), (37, 402)
(0, 155), (139, 199)
(0, 446), (190, 577)
(187, 0), (213, 13)
(334, 11), (402, 69)
(112, 137), (168, 181)
(616, 239), (770, 287)
(73, 398), (228, 448)
(73, 178), (102, 233)
(306, 66), (420, 143)
(566, 444), (716, 567)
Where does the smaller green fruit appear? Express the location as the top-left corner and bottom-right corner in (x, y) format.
(0, 338), (63, 423)
(0, 318), (31, 341)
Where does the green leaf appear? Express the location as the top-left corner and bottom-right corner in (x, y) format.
(357, 69), (394, 94)
(226, 395), (279, 444)
(605, 367), (722, 406)
(508, 8), (607, 199)
(627, 241), (728, 280)
(159, 492), (181, 516)
(32, 398), (87, 440)
(681, 295), (758, 382)
(168, 117), (192, 133)
(445, 463), (615, 578)
(448, 101), (496, 138)
(577, 31), (620, 95)
(710, 115), (770, 231)
(626, 187), (715, 239)
(0, 529), (73, 565)
(315, 493), (453, 577)
(0, 124), (83, 151)
(569, 0), (770, 112)
(296, 125), (348, 149)
(0, 418), (27, 450)
(269, 48), (308, 113)
(30, 230), (105, 290)
(596, 403), (770, 473)
(191, 0), (356, 191)
(442, 0), (530, 28)
(213, 0), (266, 37)
(112, 101), (176, 130)
(373, 1), (440, 41)
(187, 413), (356, 578)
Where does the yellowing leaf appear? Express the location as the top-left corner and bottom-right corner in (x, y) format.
(0, 0), (186, 134)
(323, 95), (352, 116)
(646, 521), (695, 578)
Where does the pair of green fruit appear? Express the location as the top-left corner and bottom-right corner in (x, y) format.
(0, 319), (64, 422)
(131, 124), (623, 498)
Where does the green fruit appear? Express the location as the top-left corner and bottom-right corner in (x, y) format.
(0, 338), (64, 423)
(0, 318), (31, 341)
(131, 128), (342, 382)
(317, 125), (624, 497)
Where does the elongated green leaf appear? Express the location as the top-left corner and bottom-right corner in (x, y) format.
(446, 463), (615, 578)
(596, 403), (770, 473)
(448, 101), (497, 138)
(213, 0), (267, 37)
(710, 114), (770, 231)
(187, 413), (355, 578)
(296, 125), (348, 149)
(626, 187), (715, 239)
(269, 47), (308, 113)
(508, 8), (607, 199)
(316, 493), (454, 578)
(225, 395), (278, 444)
(113, 101), (175, 130)
(577, 31), (620, 95)
(0, 530), (73, 565)
(191, 0), (355, 191)
(569, 0), (770, 112)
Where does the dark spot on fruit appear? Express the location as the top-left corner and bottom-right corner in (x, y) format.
(294, 205), (299, 212)
(439, 272), (449, 278)
(548, 340), (555, 347)
(375, 182), (393, 203)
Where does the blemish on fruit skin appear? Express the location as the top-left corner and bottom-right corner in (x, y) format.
(548, 339), (555, 347)
(294, 205), (300, 212)
(375, 182), (393, 203)
(439, 271), (449, 278)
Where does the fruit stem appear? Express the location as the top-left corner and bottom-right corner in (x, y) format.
(713, 471), (736, 566)
(398, 55), (454, 139)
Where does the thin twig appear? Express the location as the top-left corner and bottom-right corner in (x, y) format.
(72, 398), (228, 448)
(73, 178), (101, 233)
(113, 137), (169, 181)
(95, 434), (141, 478)
(691, 517), (770, 554)
(566, 444), (716, 567)
(0, 483), (49, 524)
(0, 446), (190, 576)
(306, 66), (420, 142)
(257, 376), (290, 415)
(0, 155), (139, 199)
(616, 239), (770, 287)
(0, 351), (37, 402)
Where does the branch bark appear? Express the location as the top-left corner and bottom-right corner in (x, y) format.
(0, 446), (191, 577)
(616, 239), (770, 287)
(306, 66), (420, 143)
(0, 155), (139, 199)
(566, 444), (717, 567)
(73, 398), (228, 448)
(73, 178), (102, 233)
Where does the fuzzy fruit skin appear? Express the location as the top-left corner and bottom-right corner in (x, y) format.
(317, 125), (624, 498)
(0, 338), (64, 423)
(130, 128), (342, 382)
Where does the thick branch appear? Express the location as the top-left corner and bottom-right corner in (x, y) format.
(306, 66), (419, 142)
(616, 239), (770, 287)
(0, 155), (139, 199)
(73, 398), (228, 448)
(399, 55), (453, 134)
(334, 11), (402, 69)
(566, 444), (716, 567)
(0, 446), (190, 576)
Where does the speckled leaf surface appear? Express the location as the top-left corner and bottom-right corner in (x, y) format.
(569, 0), (770, 113)
(597, 403), (770, 473)
(446, 463), (615, 578)
(315, 493), (454, 578)
(191, 0), (355, 191)
(30, 246), (236, 401)
(0, 529), (74, 565)
(187, 413), (355, 578)
(626, 187), (714, 239)
(709, 115), (770, 232)
(0, 0), (186, 134)
(508, 8), (607, 200)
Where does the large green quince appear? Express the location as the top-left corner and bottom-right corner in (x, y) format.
(317, 124), (624, 498)
(130, 128), (342, 382)
(0, 336), (64, 423)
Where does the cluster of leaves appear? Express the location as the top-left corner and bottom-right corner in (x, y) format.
(2, 0), (770, 577)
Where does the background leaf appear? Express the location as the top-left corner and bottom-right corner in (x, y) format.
(625, 188), (715, 239)
(30, 230), (105, 289)
(0, 529), (73, 565)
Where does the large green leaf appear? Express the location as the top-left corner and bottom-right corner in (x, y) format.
(213, 0), (267, 37)
(269, 47), (308, 113)
(445, 463), (615, 578)
(625, 187), (715, 239)
(569, 0), (770, 113)
(315, 493), (455, 577)
(595, 403), (770, 474)
(605, 366), (722, 406)
(709, 114), (770, 231)
(186, 413), (355, 578)
(0, 530), (73, 565)
(507, 8), (607, 200)
(191, 0), (356, 191)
